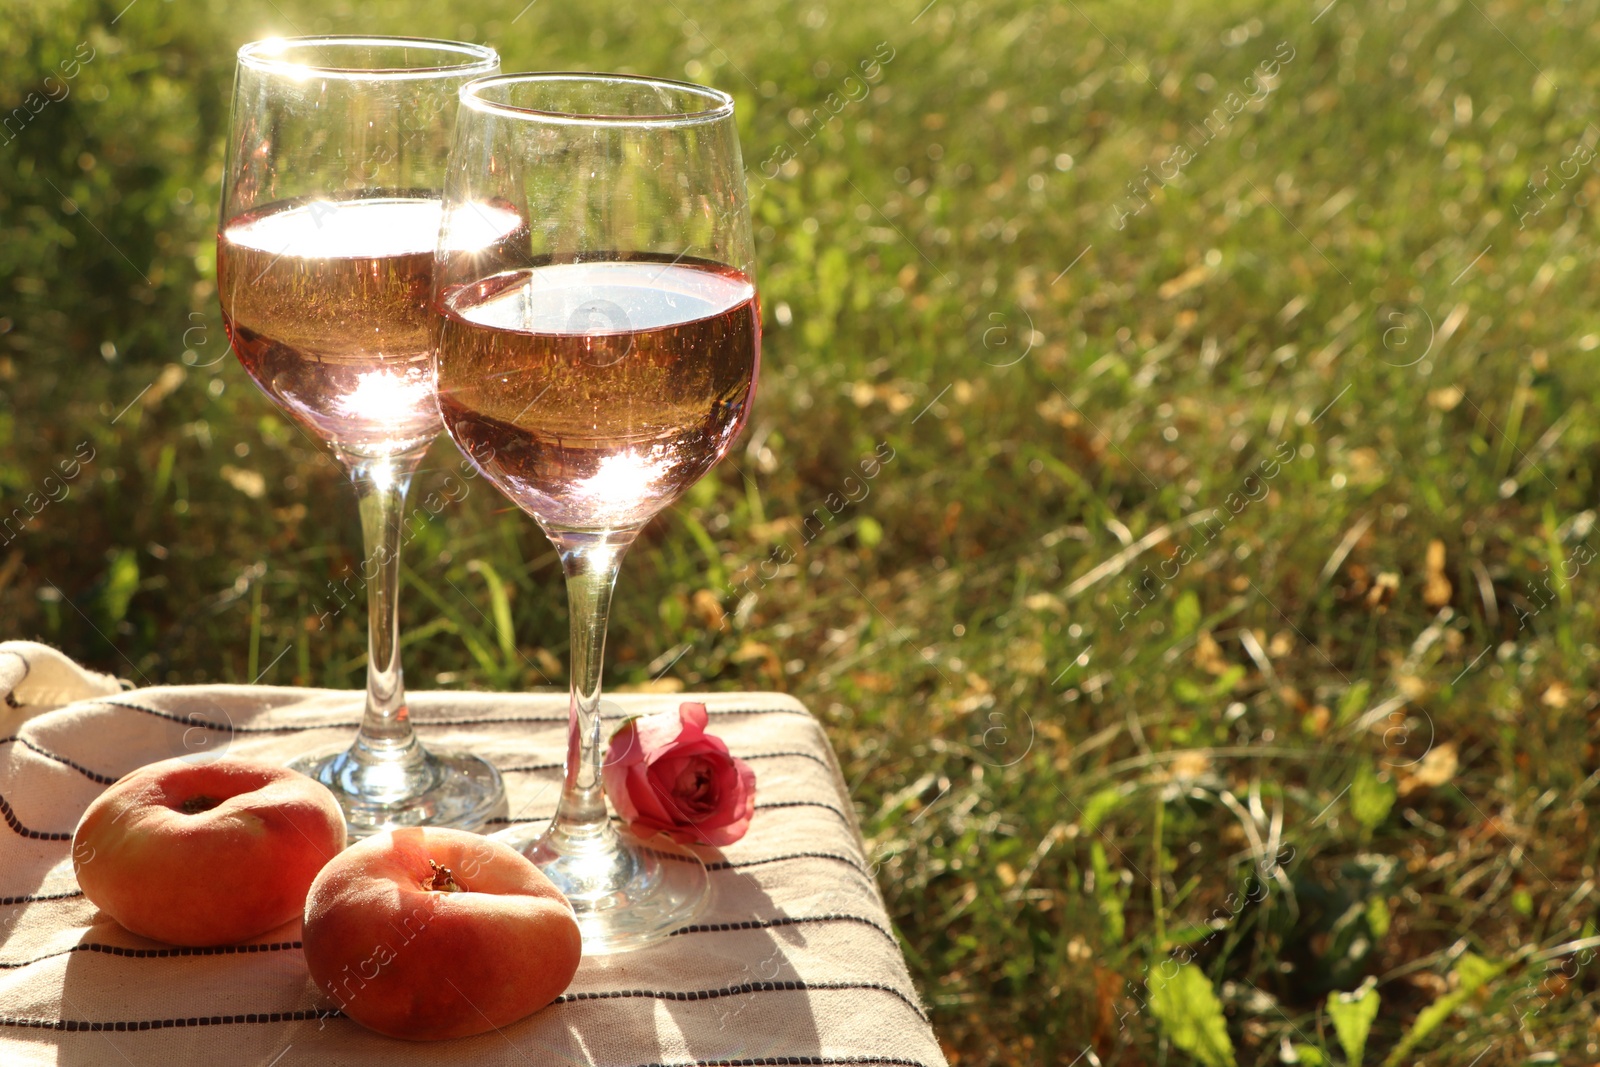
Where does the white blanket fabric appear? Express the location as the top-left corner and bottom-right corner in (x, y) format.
(0, 641), (947, 1066)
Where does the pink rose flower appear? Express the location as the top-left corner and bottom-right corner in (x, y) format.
(602, 702), (756, 847)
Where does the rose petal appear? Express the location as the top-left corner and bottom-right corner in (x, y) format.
(604, 765), (640, 823)
(677, 702), (710, 736)
(603, 719), (649, 822)
(656, 755), (716, 810)
(628, 707), (690, 759)
(628, 764), (680, 828)
(645, 740), (717, 779)
(646, 760), (710, 825)
(695, 758), (756, 846)
(605, 717), (648, 771)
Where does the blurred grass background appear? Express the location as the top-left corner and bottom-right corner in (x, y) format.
(5, 0), (1600, 1061)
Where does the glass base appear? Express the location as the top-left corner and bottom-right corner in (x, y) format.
(492, 823), (709, 954)
(289, 743), (505, 840)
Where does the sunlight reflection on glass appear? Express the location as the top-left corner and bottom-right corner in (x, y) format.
(573, 450), (668, 516)
(442, 202), (527, 253)
(334, 367), (435, 427)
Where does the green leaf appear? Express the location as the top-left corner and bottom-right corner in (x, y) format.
(1511, 888), (1534, 917)
(458, 630), (501, 676)
(658, 593), (686, 632)
(1336, 680), (1371, 726)
(1348, 762), (1395, 831)
(1455, 953), (1499, 989)
(1210, 665), (1246, 697)
(151, 442), (177, 500)
(1166, 922), (1213, 947)
(1327, 981), (1379, 1066)
(803, 245), (850, 345)
(676, 511), (726, 587)
(857, 515), (883, 548)
(100, 548), (140, 626)
(1291, 1044), (1328, 1066)
(1080, 786), (1125, 832)
(687, 476), (719, 508)
(1089, 841), (1126, 944)
(1365, 895), (1391, 939)
(465, 560), (517, 672)
(1146, 961), (1236, 1067)
(1173, 590), (1201, 638)
(1383, 954), (1506, 1066)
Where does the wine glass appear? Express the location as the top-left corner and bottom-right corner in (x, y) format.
(434, 73), (761, 951)
(217, 36), (513, 835)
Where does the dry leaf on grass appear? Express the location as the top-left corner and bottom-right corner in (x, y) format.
(1158, 263), (1212, 299)
(1428, 386), (1463, 411)
(1194, 630), (1229, 675)
(1165, 751), (1213, 782)
(732, 640), (781, 676)
(691, 589), (726, 630)
(1022, 592), (1065, 614)
(1366, 571), (1400, 611)
(1400, 742), (1458, 796)
(1423, 539), (1452, 607)
(220, 465), (266, 499)
(614, 677), (685, 694)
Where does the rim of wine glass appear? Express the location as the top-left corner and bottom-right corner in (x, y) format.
(459, 71), (735, 127)
(237, 35), (499, 81)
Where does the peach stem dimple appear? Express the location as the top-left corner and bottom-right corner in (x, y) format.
(426, 859), (467, 893)
(181, 795), (221, 814)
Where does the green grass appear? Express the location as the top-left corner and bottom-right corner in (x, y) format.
(5, 0), (1600, 1061)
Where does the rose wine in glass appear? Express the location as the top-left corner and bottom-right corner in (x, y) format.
(437, 258), (759, 529)
(435, 74), (761, 951)
(218, 37), (509, 836)
(220, 196), (527, 457)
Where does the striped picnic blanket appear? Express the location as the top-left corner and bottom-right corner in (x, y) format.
(0, 640), (947, 1066)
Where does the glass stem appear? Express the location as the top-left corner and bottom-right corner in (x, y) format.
(348, 452), (427, 768)
(545, 528), (638, 853)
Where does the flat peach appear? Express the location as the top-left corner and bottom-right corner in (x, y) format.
(302, 827), (581, 1040)
(73, 757), (346, 946)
